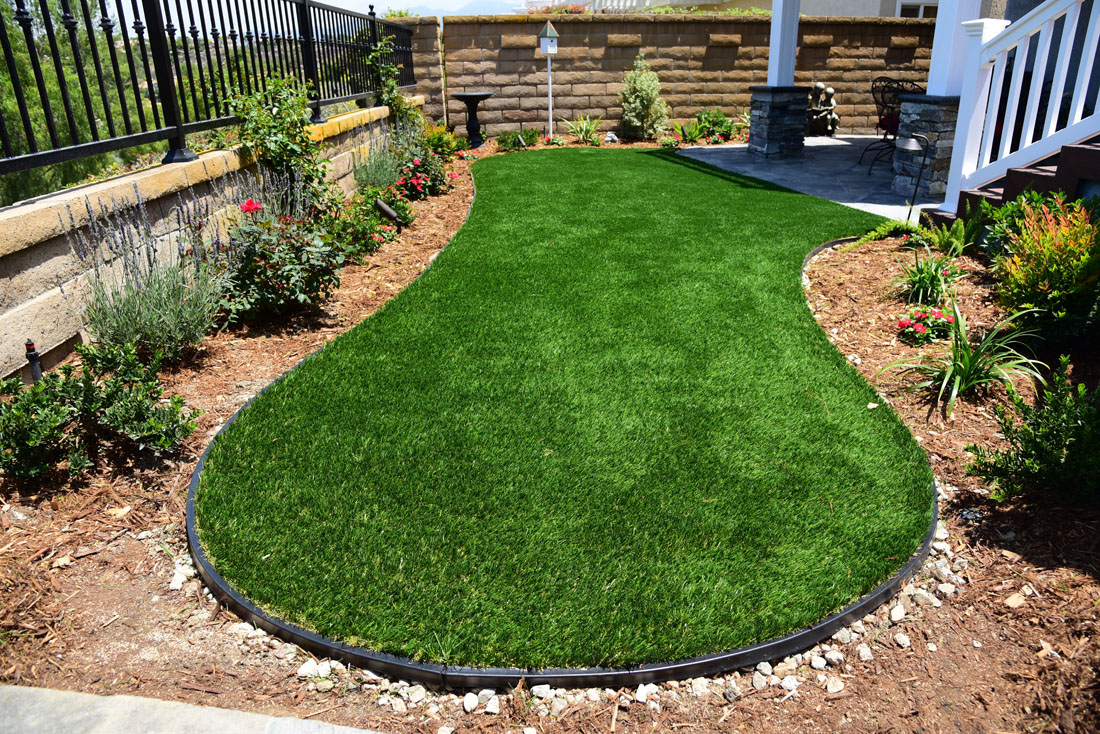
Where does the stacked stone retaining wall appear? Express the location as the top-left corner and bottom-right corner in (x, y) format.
(399, 15), (934, 137)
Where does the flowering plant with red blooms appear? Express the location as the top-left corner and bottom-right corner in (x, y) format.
(393, 152), (451, 201)
(240, 198), (262, 214)
(897, 305), (955, 345)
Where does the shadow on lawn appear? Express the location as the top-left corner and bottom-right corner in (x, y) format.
(636, 148), (800, 195)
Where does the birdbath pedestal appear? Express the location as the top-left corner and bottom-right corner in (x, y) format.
(452, 91), (494, 148)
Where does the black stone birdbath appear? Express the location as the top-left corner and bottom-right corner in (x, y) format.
(452, 91), (494, 148)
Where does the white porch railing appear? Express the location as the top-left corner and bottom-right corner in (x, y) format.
(942, 0), (1100, 213)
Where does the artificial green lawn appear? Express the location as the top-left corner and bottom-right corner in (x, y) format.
(195, 149), (934, 669)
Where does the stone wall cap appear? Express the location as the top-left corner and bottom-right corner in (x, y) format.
(898, 93), (961, 104)
(749, 85), (813, 93)
(438, 13), (931, 25)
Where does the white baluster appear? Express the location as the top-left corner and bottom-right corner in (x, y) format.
(944, 18), (1009, 212)
(999, 39), (1031, 161)
(1068, 0), (1099, 125)
(1020, 19), (1055, 148)
(1042, 0), (1081, 137)
(980, 50), (1009, 166)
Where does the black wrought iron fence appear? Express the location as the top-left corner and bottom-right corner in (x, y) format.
(0, 0), (414, 176)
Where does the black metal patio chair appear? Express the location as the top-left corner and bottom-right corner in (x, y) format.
(858, 77), (925, 174)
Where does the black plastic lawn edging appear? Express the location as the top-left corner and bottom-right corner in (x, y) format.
(184, 231), (938, 691)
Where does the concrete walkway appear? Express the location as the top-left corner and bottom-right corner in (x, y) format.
(0, 685), (383, 734)
(678, 135), (943, 223)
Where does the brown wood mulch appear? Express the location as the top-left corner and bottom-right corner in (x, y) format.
(1, 140), (1097, 733)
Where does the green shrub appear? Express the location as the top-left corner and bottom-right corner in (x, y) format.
(619, 54), (668, 140)
(993, 194), (1100, 333)
(395, 152), (452, 200)
(920, 214), (983, 257)
(0, 344), (197, 479)
(563, 116), (602, 145)
(361, 184), (416, 228)
(694, 109), (735, 139)
(424, 123), (459, 162)
(658, 136), (680, 149)
(883, 303), (1046, 416)
(967, 355), (1099, 501)
(496, 129), (539, 152)
(369, 35), (421, 126)
(672, 119), (703, 144)
(855, 219), (921, 245)
(324, 195), (394, 262)
(228, 78), (327, 200)
(894, 247), (967, 304)
(222, 200), (345, 321)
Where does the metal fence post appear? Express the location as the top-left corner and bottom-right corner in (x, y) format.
(296, 0), (325, 123)
(140, 0), (196, 163)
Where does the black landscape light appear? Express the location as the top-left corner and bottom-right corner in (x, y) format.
(375, 198), (404, 234)
(25, 339), (42, 382)
(897, 133), (930, 224)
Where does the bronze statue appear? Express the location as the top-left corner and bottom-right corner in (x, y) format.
(807, 83), (839, 137)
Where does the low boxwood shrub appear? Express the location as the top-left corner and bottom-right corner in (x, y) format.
(0, 344), (198, 479)
(967, 355), (1099, 501)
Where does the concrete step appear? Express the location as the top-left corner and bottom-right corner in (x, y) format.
(0, 685), (383, 734)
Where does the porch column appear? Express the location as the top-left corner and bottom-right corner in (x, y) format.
(749, 0), (809, 157)
(893, 0), (984, 206)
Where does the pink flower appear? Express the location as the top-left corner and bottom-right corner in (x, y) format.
(913, 323), (927, 333)
(945, 315), (955, 323)
(413, 158), (421, 166)
(913, 311), (926, 319)
(240, 199), (262, 214)
(449, 171), (458, 179)
(930, 309), (943, 319)
(898, 319), (912, 329)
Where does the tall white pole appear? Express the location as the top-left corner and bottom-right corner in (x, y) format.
(547, 54), (554, 136)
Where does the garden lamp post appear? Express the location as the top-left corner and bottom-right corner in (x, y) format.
(897, 134), (930, 224)
(539, 21), (559, 136)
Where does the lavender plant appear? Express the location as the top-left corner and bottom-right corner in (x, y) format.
(69, 169), (316, 361)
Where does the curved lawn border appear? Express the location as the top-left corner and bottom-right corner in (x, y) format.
(185, 234), (937, 690)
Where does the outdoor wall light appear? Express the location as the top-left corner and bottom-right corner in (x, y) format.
(896, 133), (930, 224)
(375, 198), (404, 233)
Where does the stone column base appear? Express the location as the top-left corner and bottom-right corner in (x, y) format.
(893, 94), (960, 200)
(748, 86), (811, 158)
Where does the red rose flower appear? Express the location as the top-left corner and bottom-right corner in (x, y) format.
(240, 199), (262, 214)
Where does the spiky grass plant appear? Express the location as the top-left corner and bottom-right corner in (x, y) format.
(894, 246), (967, 304)
(882, 302), (1046, 416)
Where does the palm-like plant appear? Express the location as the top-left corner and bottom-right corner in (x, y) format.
(882, 302), (1047, 416)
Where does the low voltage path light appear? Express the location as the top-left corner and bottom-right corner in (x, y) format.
(897, 133), (930, 224)
(539, 21), (559, 135)
(375, 198), (404, 234)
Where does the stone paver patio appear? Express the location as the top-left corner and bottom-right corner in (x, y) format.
(678, 135), (943, 223)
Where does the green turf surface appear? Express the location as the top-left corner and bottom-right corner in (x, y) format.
(195, 149), (934, 669)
